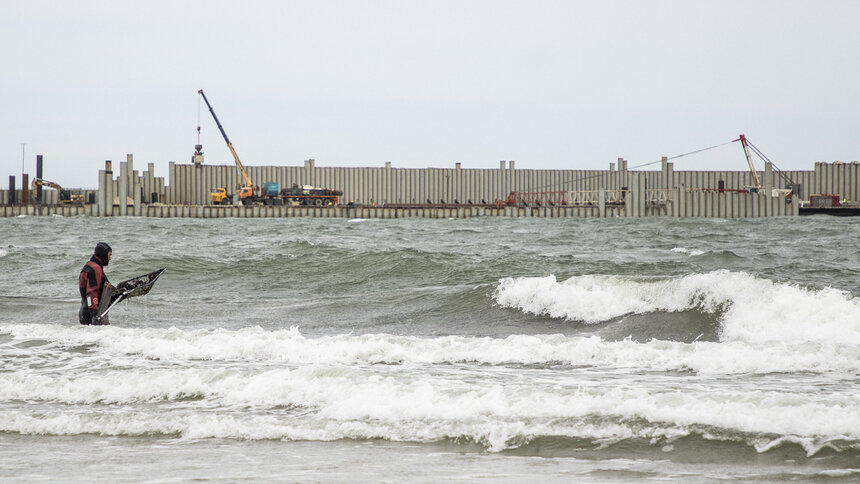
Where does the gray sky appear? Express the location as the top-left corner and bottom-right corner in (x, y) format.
(2, 0), (859, 188)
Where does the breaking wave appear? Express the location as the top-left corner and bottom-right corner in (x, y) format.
(671, 247), (705, 256)
(0, 341), (858, 454)
(3, 316), (860, 376)
(494, 270), (860, 346)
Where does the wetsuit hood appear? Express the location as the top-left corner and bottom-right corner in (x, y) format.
(94, 242), (112, 267)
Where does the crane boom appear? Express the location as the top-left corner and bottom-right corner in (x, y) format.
(198, 89), (255, 191)
(736, 134), (762, 190)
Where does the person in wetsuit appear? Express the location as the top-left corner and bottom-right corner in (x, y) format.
(78, 242), (114, 325)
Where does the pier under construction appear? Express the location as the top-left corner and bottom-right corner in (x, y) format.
(2, 149), (859, 219)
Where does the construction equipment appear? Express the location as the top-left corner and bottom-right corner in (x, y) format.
(809, 194), (841, 208)
(280, 183), (343, 206)
(192, 95), (204, 166)
(504, 190), (571, 207)
(198, 89), (260, 205)
(261, 182), (283, 205)
(210, 187), (233, 205)
(736, 134), (763, 192)
(735, 134), (794, 198)
(192, 143), (204, 166)
(31, 178), (84, 204)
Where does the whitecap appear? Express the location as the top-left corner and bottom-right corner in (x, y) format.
(4, 322), (860, 375)
(493, 271), (860, 347)
(671, 247), (705, 256)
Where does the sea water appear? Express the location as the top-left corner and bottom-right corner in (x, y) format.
(1, 215), (859, 482)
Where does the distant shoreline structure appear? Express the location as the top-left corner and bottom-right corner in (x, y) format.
(2, 156), (859, 218)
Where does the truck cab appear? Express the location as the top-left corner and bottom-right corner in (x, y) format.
(210, 188), (232, 205)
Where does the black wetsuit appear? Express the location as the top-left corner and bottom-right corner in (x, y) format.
(78, 243), (111, 325)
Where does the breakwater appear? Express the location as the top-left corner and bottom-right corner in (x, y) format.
(1, 204), (610, 219)
(3, 155), (858, 218)
(0, 188), (798, 218)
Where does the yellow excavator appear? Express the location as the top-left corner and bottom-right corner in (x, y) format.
(198, 89), (260, 205)
(31, 178), (84, 204)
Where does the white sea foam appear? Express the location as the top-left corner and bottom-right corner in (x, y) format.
(0, 362), (858, 453)
(2, 317), (860, 452)
(671, 247), (705, 256)
(0, 248), (6, 258)
(818, 469), (860, 478)
(494, 270), (860, 346)
(2, 320), (860, 376)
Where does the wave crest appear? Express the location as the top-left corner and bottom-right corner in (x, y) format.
(494, 270), (860, 346)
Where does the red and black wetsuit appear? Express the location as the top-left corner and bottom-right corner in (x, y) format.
(79, 254), (109, 325)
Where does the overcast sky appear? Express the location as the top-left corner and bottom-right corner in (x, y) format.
(2, 0), (859, 188)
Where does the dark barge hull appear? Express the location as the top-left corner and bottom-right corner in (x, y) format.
(799, 207), (860, 216)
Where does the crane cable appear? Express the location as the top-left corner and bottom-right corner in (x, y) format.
(738, 137), (795, 186)
(524, 139), (737, 194)
(196, 94), (202, 146)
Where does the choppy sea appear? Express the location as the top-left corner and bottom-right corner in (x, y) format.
(1, 214), (859, 482)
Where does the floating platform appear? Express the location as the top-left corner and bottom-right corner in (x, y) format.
(799, 207), (860, 216)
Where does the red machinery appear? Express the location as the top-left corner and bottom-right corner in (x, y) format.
(504, 191), (570, 206)
(809, 194), (841, 208)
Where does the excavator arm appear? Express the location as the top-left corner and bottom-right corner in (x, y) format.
(31, 178), (81, 203)
(32, 178), (63, 191)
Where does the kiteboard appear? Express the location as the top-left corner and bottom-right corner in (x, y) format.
(94, 268), (166, 324)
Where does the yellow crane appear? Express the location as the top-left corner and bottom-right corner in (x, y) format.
(198, 89), (259, 205)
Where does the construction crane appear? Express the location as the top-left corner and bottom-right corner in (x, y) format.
(735, 134), (794, 198)
(736, 134), (762, 191)
(198, 89), (259, 205)
(31, 178), (83, 203)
